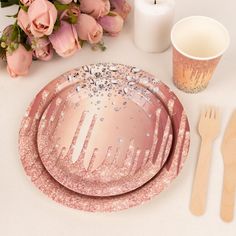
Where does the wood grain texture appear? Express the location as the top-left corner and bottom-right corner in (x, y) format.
(221, 110), (236, 222)
(190, 107), (221, 216)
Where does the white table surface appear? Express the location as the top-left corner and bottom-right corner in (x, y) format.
(0, 1), (236, 235)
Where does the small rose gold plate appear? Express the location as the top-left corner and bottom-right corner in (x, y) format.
(37, 76), (173, 196)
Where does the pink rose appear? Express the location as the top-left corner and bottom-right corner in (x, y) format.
(20, 0), (34, 7)
(30, 37), (53, 61)
(28, 0), (57, 38)
(57, 0), (73, 4)
(80, 0), (110, 19)
(110, 0), (131, 19)
(49, 21), (81, 58)
(17, 9), (31, 35)
(97, 12), (124, 36)
(6, 44), (32, 78)
(76, 14), (103, 44)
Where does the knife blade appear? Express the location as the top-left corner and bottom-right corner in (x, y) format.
(221, 110), (236, 222)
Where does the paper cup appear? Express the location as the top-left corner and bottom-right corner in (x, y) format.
(171, 16), (230, 93)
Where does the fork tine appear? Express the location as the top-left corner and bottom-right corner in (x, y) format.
(214, 107), (219, 119)
(200, 107), (207, 121)
(210, 106), (216, 119)
(210, 106), (220, 120)
(206, 106), (211, 118)
(205, 107), (209, 117)
(209, 106), (214, 119)
(208, 106), (213, 119)
(215, 108), (221, 120)
(208, 106), (212, 118)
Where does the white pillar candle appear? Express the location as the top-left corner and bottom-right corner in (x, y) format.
(134, 0), (175, 53)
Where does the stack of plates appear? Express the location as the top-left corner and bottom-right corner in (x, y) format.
(19, 63), (190, 212)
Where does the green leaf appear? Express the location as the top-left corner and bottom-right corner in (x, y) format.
(53, 18), (61, 31)
(23, 42), (31, 51)
(54, 2), (69, 11)
(1, 35), (7, 42)
(90, 41), (107, 51)
(20, 4), (28, 12)
(108, 12), (117, 17)
(6, 13), (18, 18)
(19, 27), (28, 44)
(79, 40), (84, 48)
(10, 26), (18, 42)
(98, 42), (106, 51)
(0, 46), (6, 59)
(0, 0), (19, 8)
(68, 14), (78, 24)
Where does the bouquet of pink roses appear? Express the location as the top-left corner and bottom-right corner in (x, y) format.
(0, 0), (131, 78)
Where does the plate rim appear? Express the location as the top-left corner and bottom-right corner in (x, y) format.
(19, 63), (190, 212)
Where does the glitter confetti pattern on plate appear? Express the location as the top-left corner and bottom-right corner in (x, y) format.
(37, 76), (173, 196)
(19, 63), (190, 212)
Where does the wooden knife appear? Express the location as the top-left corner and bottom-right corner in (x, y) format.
(221, 110), (236, 222)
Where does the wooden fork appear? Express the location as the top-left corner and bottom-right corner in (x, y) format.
(190, 107), (221, 216)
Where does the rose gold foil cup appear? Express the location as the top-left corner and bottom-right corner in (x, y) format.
(171, 16), (230, 93)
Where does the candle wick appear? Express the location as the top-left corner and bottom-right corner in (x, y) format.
(154, 0), (157, 4)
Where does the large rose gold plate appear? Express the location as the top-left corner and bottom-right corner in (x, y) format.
(37, 77), (172, 196)
(19, 63), (190, 212)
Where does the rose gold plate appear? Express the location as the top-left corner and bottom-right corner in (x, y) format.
(19, 63), (190, 212)
(37, 77), (173, 196)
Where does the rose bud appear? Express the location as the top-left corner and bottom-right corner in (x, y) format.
(76, 14), (103, 44)
(6, 44), (32, 78)
(20, 0), (34, 7)
(80, 0), (110, 19)
(28, 0), (57, 38)
(30, 37), (53, 61)
(17, 9), (31, 35)
(110, 0), (131, 20)
(49, 21), (81, 58)
(97, 11), (124, 37)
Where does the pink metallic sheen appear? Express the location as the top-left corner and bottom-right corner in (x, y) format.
(19, 63), (190, 212)
(37, 76), (173, 196)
